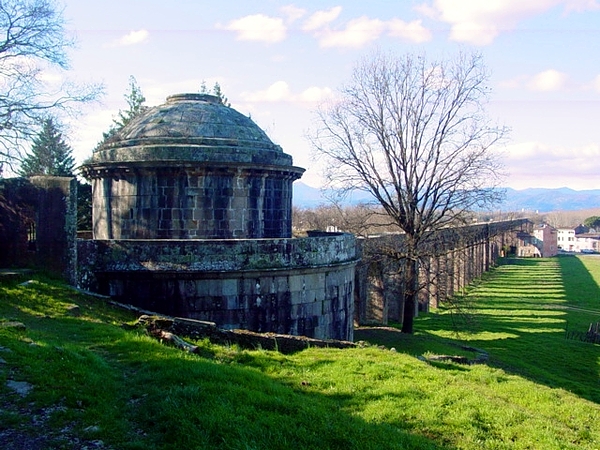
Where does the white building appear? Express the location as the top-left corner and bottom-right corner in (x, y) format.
(557, 227), (600, 253)
(573, 234), (600, 253)
(557, 228), (576, 251)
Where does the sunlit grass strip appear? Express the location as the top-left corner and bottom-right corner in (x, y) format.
(419, 256), (600, 403)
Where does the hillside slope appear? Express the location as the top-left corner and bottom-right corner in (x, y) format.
(1, 262), (600, 449)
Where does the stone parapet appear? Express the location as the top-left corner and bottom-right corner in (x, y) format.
(91, 142), (293, 166)
(79, 232), (356, 273)
(77, 233), (359, 341)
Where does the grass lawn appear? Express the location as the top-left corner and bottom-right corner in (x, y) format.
(1, 255), (600, 449)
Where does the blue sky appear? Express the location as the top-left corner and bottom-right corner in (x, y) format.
(58, 0), (600, 190)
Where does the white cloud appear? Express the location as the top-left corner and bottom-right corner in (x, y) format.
(302, 8), (431, 48)
(299, 86), (334, 103)
(528, 69), (568, 91)
(387, 18), (432, 43)
(317, 16), (386, 48)
(111, 29), (149, 47)
(280, 5), (306, 24)
(563, 0), (600, 11)
(241, 81), (333, 106)
(221, 14), (286, 43)
(591, 74), (600, 92)
(498, 70), (568, 91)
(223, 6), (431, 48)
(416, 0), (577, 45)
(243, 81), (292, 102)
(302, 6), (342, 31)
(503, 141), (600, 189)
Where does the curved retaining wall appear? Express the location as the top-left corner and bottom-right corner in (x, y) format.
(78, 233), (358, 341)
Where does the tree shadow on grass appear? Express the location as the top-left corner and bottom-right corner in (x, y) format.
(357, 256), (600, 404)
(0, 280), (452, 450)
(557, 254), (600, 311)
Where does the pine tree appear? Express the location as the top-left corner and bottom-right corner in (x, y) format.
(199, 80), (208, 94)
(115, 75), (147, 130)
(18, 117), (75, 177)
(199, 80), (230, 107)
(97, 75), (147, 146)
(212, 82), (230, 107)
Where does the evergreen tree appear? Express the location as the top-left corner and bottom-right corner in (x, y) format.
(212, 82), (230, 107)
(199, 80), (230, 106)
(199, 80), (208, 94)
(584, 216), (600, 230)
(97, 75), (147, 146)
(77, 181), (92, 231)
(114, 75), (147, 130)
(18, 117), (75, 177)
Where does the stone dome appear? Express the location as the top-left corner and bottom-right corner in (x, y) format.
(90, 93), (294, 167)
(83, 92), (304, 241)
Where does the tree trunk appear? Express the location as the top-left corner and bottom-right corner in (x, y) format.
(401, 258), (418, 333)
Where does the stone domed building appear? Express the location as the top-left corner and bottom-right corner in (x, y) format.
(86, 93), (303, 240)
(79, 93), (358, 341)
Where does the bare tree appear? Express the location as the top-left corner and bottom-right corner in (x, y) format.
(0, 0), (101, 172)
(310, 52), (508, 333)
(293, 202), (386, 237)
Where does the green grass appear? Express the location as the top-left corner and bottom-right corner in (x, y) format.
(406, 256), (600, 403)
(1, 257), (600, 449)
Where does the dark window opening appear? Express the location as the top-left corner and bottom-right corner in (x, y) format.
(27, 222), (36, 251)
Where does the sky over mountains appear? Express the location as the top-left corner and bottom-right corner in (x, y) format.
(292, 182), (600, 213)
(57, 1), (600, 191)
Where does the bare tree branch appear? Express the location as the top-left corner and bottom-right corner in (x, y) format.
(0, 0), (102, 172)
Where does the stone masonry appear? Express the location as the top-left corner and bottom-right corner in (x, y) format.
(79, 93), (359, 341)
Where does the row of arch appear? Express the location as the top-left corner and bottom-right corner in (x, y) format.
(355, 219), (531, 324)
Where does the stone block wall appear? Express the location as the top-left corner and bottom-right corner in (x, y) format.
(91, 166), (297, 240)
(0, 176), (77, 283)
(355, 219), (530, 325)
(77, 233), (358, 341)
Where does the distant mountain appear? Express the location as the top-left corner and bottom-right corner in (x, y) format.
(293, 182), (600, 212)
(293, 182), (327, 208)
(293, 182), (373, 208)
(499, 187), (600, 213)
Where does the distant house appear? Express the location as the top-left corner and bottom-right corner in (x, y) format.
(557, 226), (600, 253)
(557, 228), (576, 252)
(534, 224), (558, 257)
(573, 234), (600, 253)
(517, 223), (558, 257)
(517, 231), (539, 257)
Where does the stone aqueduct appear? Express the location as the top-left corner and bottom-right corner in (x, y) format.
(356, 220), (530, 324)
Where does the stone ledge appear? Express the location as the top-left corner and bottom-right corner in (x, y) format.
(134, 313), (357, 354)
